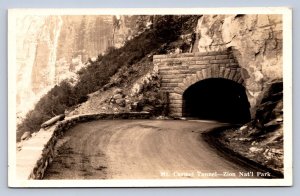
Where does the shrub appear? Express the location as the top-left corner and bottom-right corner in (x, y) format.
(16, 15), (199, 140)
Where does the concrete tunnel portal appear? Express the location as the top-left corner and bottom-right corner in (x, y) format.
(182, 78), (251, 123)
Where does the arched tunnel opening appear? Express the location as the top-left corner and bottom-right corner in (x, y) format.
(182, 78), (251, 123)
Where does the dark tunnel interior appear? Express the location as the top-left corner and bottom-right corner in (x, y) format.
(182, 78), (251, 123)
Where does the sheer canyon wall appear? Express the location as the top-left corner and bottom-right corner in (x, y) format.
(16, 14), (282, 120)
(16, 15), (150, 120)
(193, 14), (282, 115)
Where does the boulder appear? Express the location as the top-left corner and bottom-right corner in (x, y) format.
(113, 93), (123, 100)
(255, 80), (283, 127)
(130, 102), (138, 110)
(113, 108), (119, 112)
(115, 99), (126, 107)
(109, 98), (116, 104)
(21, 131), (31, 141)
(239, 125), (248, 131)
(249, 147), (263, 153)
(41, 114), (65, 128)
(143, 105), (155, 112)
(113, 88), (123, 94)
(17, 142), (22, 148)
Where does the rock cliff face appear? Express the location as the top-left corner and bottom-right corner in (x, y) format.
(16, 15), (114, 119)
(54, 16), (114, 84)
(16, 15), (147, 120)
(193, 15), (282, 115)
(112, 15), (153, 48)
(16, 14), (282, 120)
(16, 16), (50, 120)
(215, 79), (284, 174)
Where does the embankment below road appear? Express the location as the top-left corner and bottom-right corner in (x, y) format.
(202, 126), (284, 178)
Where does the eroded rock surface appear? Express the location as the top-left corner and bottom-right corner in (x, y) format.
(194, 15), (282, 115)
(216, 80), (284, 174)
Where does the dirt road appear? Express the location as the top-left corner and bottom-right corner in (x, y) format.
(44, 120), (259, 179)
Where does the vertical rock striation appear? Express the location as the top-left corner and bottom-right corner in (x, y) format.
(194, 15), (282, 116)
(16, 15), (148, 120)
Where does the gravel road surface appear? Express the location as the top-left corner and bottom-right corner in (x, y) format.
(44, 120), (260, 179)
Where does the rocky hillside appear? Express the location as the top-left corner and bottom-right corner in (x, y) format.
(16, 15), (150, 122)
(216, 80), (283, 174)
(17, 15), (200, 141)
(193, 14), (282, 116)
(192, 14), (284, 174)
(17, 14), (285, 175)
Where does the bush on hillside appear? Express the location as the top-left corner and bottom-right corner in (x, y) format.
(17, 15), (199, 141)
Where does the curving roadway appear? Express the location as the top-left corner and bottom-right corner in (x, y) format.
(44, 120), (260, 179)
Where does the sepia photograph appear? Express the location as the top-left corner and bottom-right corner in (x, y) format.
(8, 8), (292, 187)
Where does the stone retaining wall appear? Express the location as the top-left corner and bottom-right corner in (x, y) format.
(17, 112), (150, 180)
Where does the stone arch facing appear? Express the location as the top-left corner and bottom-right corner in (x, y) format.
(175, 67), (244, 95)
(153, 50), (246, 117)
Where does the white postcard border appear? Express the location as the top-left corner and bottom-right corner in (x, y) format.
(8, 7), (293, 187)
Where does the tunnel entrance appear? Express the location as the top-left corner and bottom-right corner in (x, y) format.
(182, 78), (251, 123)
